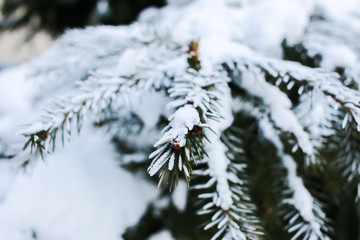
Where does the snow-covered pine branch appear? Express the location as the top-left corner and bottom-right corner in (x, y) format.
(335, 118), (360, 201)
(148, 45), (229, 189)
(232, 55), (360, 132)
(16, 71), (140, 166)
(228, 67), (315, 164)
(295, 89), (340, 150)
(27, 25), (181, 86)
(15, 28), (184, 167)
(228, 99), (329, 240)
(193, 84), (262, 240)
(259, 117), (329, 240)
(195, 128), (263, 240)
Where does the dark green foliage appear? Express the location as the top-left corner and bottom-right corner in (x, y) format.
(282, 40), (322, 68)
(101, 0), (165, 26)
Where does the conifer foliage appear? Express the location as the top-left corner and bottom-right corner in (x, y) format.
(3, 0), (360, 239)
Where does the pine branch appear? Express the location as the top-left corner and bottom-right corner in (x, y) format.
(148, 68), (228, 190)
(231, 55), (360, 132)
(259, 117), (330, 240)
(335, 119), (360, 201)
(227, 66), (315, 164)
(295, 89), (340, 150)
(16, 28), (184, 167)
(28, 26), (134, 85)
(16, 71), (142, 167)
(230, 98), (331, 239)
(193, 90), (263, 240)
(28, 25), (182, 89)
(195, 127), (263, 240)
(341, 121), (360, 181)
(302, 20), (360, 69)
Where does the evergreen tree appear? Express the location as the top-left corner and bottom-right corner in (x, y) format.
(1, 0), (360, 239)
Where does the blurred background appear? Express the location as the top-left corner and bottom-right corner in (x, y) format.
(0, 0), (165, 65)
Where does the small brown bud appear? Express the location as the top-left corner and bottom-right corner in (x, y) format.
(172, 140), (181, 150)
(192, 126), (202, 135)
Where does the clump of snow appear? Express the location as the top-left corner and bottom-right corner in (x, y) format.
(0, 227), (35, 240)
(321, 45), (357, 69)
(169, 105), (199, 133)
(16, 122), (48, 136)
(155, 104), (200, 148)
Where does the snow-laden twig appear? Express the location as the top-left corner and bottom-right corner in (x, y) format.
(231, 69), (315, 163)
(28, 25), (181, 85)
(295, 89), (340, 149)
(16, 71), (140, 166)
(16, 31), (185, 167)
(195, 88), (262, 240)
(302, 20), (360, 70)
(148, 69), (228, 190)
(233, 55), (360, 131)
(335, 119), (360, 201)
(259, 117), (329, 240)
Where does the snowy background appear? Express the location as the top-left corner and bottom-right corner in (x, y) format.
(0, 0), (360, 239)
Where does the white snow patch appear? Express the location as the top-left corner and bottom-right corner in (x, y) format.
(0, 161), (16, 202)
(116, 48), (146, 76)
(171, 180), (188, 212)
(242, 0), (310, 57)
(0, 66), (34, 140)
(204, 85), (234, 211)
(133, 92), (170, 129)
(0, 128), (158, 240)
(282, 154), (315, 222)
(155, 104), (200, 147)
(321, 45), (357, 69)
